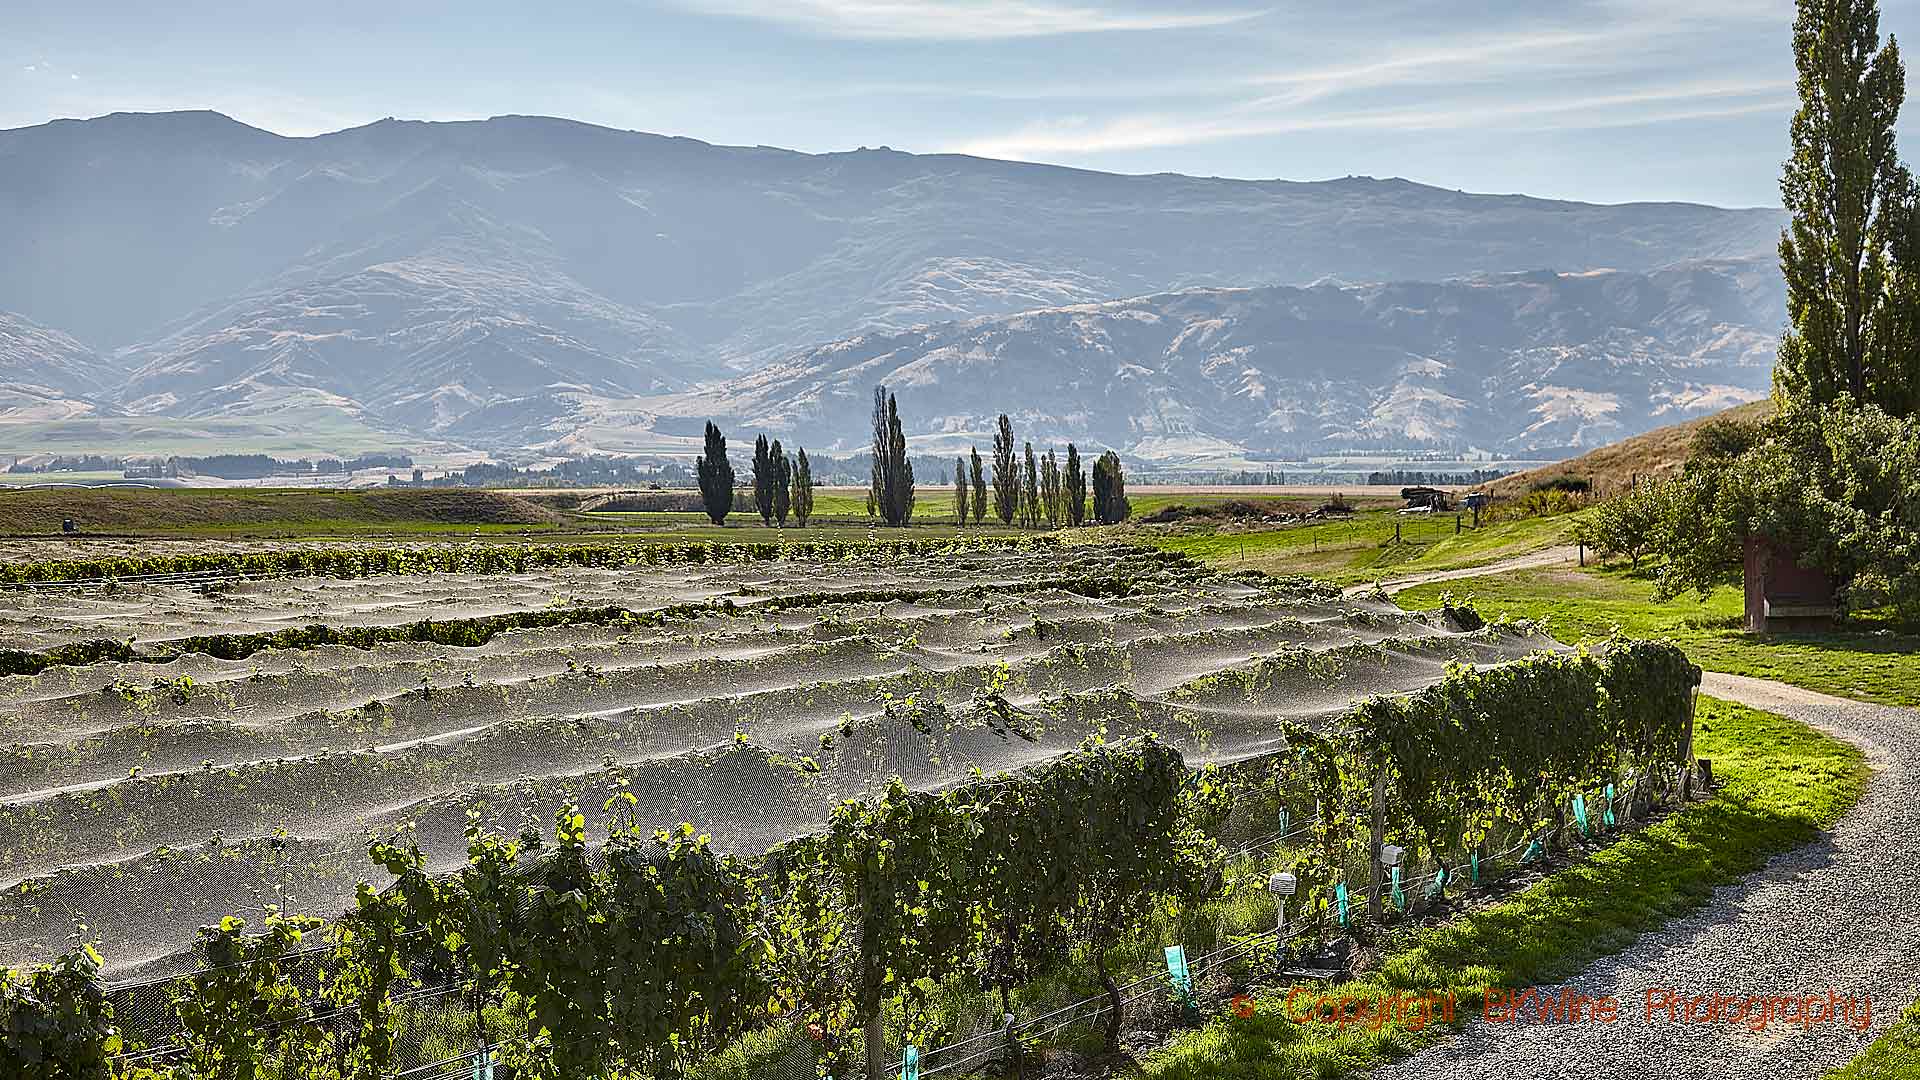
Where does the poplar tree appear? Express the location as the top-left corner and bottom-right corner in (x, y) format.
(992, 415), (1018, 525)
(1022, 442), (1040, 528)
(771, 440), (792, 526)
(1777, 0), (1920, 413)
(1064, 443), (1087, 527)
(969, 447), (987, 526)
(954, 457), (968, 524)
(1092, 451), (1131, 525)
(696, 422), (734, 525)
(870, 387), (915, 526)
(752, 435), (774, 525)
(1041, 449), (1062, 526)
(792, 447), (815, 526)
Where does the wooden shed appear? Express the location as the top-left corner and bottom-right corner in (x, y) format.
(1743, 535), (1837, 633)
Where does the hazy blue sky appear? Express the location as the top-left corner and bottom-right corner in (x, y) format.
(7, 0), (1919, 207)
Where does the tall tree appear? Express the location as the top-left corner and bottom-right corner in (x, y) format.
(792, 447), (815, 527)
(752, 434), (774, 525)
(696, 422), (734, 526)
(1777, 0), (1918, 412)
(869, 387), (890, 524)
(1022, 443), (1040, 528)
(992, 415), (1019, 525)
(771, 440), (792, 526)
(954, 457), (968, 524)
(871, 387), (915, 526)
(1063, 443), (1087, 527)
(969, 447), (987, 526)
(1041, 449), (1062, 526)
(1092, 451), (1131, 525)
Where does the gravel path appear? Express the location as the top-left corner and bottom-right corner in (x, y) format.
(1340, 545), (1579, 598)
(1374, 671), (1920, 1080)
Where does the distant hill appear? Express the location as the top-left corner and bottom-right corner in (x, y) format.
(661, 261), (1783, 461)
(1485, 398), (1775, 497)
(0, 312), (107, 421)
(0, 110), (1789, 454)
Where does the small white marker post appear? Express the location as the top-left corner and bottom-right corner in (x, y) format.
(1266, 870), (1297, 933)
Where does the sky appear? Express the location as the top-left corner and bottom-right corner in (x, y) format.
(5, 0), (1920, 208)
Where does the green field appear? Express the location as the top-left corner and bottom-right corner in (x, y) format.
(1395, 566), (1920, 708)
(1133, 508), (1584, 585)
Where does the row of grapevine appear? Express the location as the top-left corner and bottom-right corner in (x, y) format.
(0, 551), (1205, 678)
(0, 535), (1060, 587)
(0, 641), (1699, 1080)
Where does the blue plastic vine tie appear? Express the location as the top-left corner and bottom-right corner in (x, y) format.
(1335, 882), (1350, 926)
(1604, 783), (1617, 827)
(901, 1045), (920, 1080)
(1390, 865), (1405, 910)
(1572, 793), (1589, 836)
(1165, 945), (1193, 999)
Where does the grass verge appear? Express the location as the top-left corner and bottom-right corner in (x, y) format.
(1140, 696), (1868, 1079)
(1828, 996), (1920, 1078)
(1394, 566), (1920, 708)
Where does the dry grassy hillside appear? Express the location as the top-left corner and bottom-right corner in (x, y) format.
(1488, 399), (1774, 498)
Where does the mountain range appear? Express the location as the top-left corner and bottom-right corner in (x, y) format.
(0, 110), (1791, 460)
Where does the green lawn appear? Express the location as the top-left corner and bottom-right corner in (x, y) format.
(1394, 566), (1920, 708)
(1143, 697), (1869, 1079)
(1136, 509), (1586, 586)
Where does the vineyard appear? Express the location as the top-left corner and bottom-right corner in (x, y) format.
(0, 538), (1701, 1080)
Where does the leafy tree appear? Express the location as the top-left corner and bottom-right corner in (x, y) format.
(1064, 443), (1087, 526)
(753, 435), (775, 525)
(969, 446), (987, 526)
(871, 387), (915, 526)
(1777, 0), (1920, 413)
(792, 447), (815, 526)
(992, 415), (1019, 525)
(696, 422), (735, 526)
(771, 440), (792, 526)
(954, 456), (968, 525)
(1091, 451), (1131, 525)
(1578, 478), (1669, 568)
(1022, 442), (1041, 527)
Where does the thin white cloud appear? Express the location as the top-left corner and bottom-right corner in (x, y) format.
(949, 77), (1793, 158)
(679, 0), (1260, 40)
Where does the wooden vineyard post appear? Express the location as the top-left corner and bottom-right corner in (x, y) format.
(866, 1015), (887, 1080)
(1368, 761), (1387, 920)
(1680, 687), (1699, 802)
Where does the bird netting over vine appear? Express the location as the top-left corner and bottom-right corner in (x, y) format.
(0, 540), (1555, 976)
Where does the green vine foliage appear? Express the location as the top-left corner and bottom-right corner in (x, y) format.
(0, 941), (118, 1080)
(172, 911), (326, 1080)
(1346, 643), (1699, 861)
(9, 639), (1698, 1080)
(0, 536), (1065, 587)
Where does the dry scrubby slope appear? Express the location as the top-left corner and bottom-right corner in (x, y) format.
(0, 544), (1550, 975)
(0, 488), (567, 534)
(1485, 398), (1774, 496)
(0, 110), (1785, 451)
